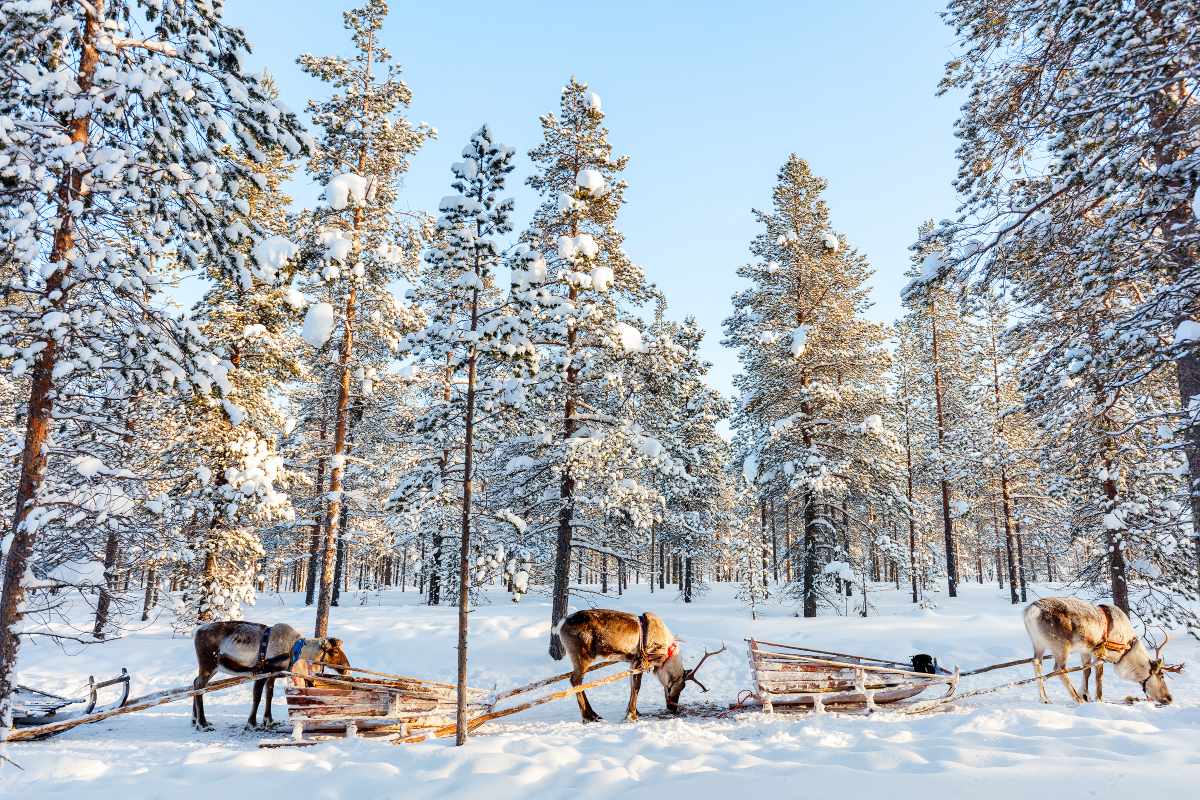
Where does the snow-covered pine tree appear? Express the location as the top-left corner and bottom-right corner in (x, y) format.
(297, 0), (431, 636)
(724, 155), (891, 618)
(387, 125), (535, 744)
(635, 313), (730, 602)
(176, 102), (303, 626)
(512, 78), (661, 658)
(935, 0), (1200, 591)
(0, 0), (307, 733)
(900, 234), (982, 599)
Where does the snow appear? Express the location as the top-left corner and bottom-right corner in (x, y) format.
(590, 265), (614, 292)
(822, 232), (840, 252)
(1193, 184), (1200, 221)
(558, 234), (599, 261)
(8, 582), (1198, 798)
(73, 455), (106, 478)
(301, 302), (335, 349)
(587, 91), (602, 113)
(251, 235), (298, 272)
(614, 322), (643, 353)
(789, 326), (807, 358)
(324, 172), (369, 210)
(1174, 320), (1200, 346)
(575, 168), (607, 196)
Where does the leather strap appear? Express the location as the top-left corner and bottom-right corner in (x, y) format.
(255, 625), (272, 672)
(1097, 605), (1132, 659)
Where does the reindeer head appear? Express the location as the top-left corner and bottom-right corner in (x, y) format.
(318, 637), (351, 676)
(654, 643), (726, 713)
(1139, 631), (1174, 705)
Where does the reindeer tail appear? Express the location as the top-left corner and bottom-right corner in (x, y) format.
(550, 617), (567, 661)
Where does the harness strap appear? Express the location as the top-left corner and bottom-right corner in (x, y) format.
(254, 625), (272, 672)
(1096, 605), (1132, 660)
(289, 638), (306, 669)
(637, 613), (676, 668)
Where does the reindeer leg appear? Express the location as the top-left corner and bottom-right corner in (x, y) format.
(625, 672), (643, 722)
(262, 677), (276, 727)
(1080, 652), (1092, 702)
(1032, 647), (1050, 704)
(192, 666), (216, 731)
(247, 678), (265, 729)
(1053, 647), (1083, 703)
(571, 659), (603, 723)
(1095, 660), (1104, 702)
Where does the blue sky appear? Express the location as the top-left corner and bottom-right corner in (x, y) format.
(225, 0), (963, 398)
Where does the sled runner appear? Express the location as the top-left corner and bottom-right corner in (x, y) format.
(745, 639), (959, 712)
(12, 668), (131, 730)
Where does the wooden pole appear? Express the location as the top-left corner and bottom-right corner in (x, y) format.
(6, 672), (284, 742)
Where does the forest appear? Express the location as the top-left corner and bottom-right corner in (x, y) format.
(0, 0), (1197, 781)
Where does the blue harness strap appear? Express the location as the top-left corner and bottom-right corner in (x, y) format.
(290, 638), (306, 669)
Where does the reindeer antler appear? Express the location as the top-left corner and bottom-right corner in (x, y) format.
(684, 643), (727, 693)
(1153, 629), (1170, 662)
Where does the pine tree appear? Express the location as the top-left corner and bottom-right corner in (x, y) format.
(725, 155), (891, 618)
(515, 78), (660, 657)
(0, 0), (307, 732)
(297, 0), (431, 637)
(936, 0), (1200, 592)
(388, 125), (534, 744)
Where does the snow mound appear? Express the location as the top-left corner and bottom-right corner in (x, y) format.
(302, 302), (335, 348)
(558, 234), (599, 261)
(575, 168), (607, 196)
(615, 322), (643, 353)
(590, 265), (614, 292)
(251, 235), (299, 272)
(324, 172), (369, 210)
(1174, 320), (1200, 346)
(789, 326), (807, 358)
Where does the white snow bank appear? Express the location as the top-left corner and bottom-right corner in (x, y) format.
(302, 302), (335, 348)
(7, 583), (1199, 799)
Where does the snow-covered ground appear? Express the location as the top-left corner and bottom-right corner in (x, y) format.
(6, 581), (1199, 797)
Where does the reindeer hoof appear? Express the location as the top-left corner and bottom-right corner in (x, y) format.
(624, 714), (638, 723)
(194, 723), (215, 732)
(582, 714), (604, 724)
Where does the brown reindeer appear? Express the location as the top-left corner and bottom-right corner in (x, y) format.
(191, 621), (350, 730)
(554, 609), (724, 722)
(1023, 597), (1173, 704)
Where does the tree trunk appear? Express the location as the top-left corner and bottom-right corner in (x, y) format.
(305, 409), (329, 606)
(454, 318), (480, 745)
(759, 499), (770, 595)
(1014, 511), (1028, 603)
(930, 303), (958, 597)
(141, 565), (157, 622)
(0, 1), (102, 734)
(92, 528), (121, 640)
(331, 503), (348, 607)
(547, 280), (580, 661)
(803, 492), (818, 618)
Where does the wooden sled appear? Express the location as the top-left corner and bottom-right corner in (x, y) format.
(746, 639), (958, 713)
(261, 659), (643, 747)
(13, 668), (131, 731)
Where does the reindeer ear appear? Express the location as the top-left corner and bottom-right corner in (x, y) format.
(329, 638), (342, 648)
